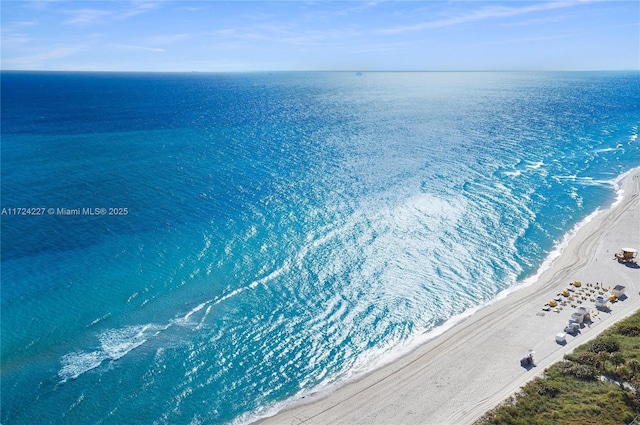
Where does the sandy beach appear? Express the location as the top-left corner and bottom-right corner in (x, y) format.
(257, 168), (640, 425)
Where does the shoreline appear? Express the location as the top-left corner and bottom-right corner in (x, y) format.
(254, 166), (640, 425)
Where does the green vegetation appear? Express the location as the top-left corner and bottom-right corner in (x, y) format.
(476, 310), (640, 425)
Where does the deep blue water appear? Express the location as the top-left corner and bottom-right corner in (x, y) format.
(2, 71), (639, 425)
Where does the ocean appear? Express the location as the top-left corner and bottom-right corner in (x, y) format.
(1, 71), (639, 425)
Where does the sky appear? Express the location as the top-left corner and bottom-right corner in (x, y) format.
(1, 0), (639, 72)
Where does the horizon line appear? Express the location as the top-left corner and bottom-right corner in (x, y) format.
(2, 69), (640, 74)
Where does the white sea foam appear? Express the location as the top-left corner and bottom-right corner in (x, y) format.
(552, 174), (614, 187)
(196, 232), (212, 261)
(172, 301), (213, 327)
(59, 350), (105, 381)
(195, 305), (213, 330)
(58, 324), (167, 382)
(525, 160), (544, 169)
(610, 166), (638, 208)
(250, 259), (291, 289)
(593, 147), (621, 153)
(88, 313), (112, 328)
(99, 325), (150, 360)
(62, 393), (85, 417)
(213, 286), (247, 305)
(184, 302), (206, 320)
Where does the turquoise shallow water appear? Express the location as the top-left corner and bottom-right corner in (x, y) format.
(1, 71), (639, 424)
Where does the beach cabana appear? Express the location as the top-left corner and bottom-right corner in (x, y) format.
(595, 296), (608, 310)
(612, 285), (626, 298)
(570, 312), (584, 324)
(615, 248), (637, 263)
(564, 322), (580, 335)
(577, 306), (590, 321)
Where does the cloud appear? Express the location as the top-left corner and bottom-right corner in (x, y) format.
(118, 2), (159, 19)
(2, 46), (83, 69)
(303, 1), (382, 19)
(179, 6), (207, 12)
(1, 33), (32, 48)
(63, 1), (160, 25)
(208, 21), (366, 49)
(63, 8), (113, 25)
(1, 20), (38, 47)
(108, 43), (164, 52)
(2, 20), (38, 31)
(350, 40), (414, 54)
(143, 33), (194, 45)
(379, 1), (593, 34)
